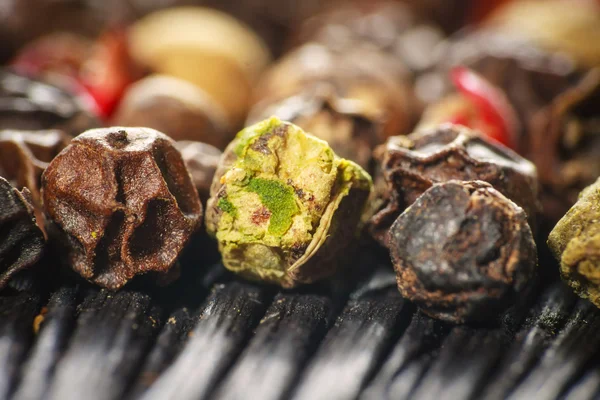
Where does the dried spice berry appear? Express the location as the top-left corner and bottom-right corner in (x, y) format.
(114, 75), (232, 149)
(368, 124), (539, 246)
(548, 178), (600, 308)
(248, 43), (412, 170)
(0, 130), (70, 206)
(529, 70), (600, 224)
(389, 180), (537, 323)
(42, 127), (203, 290)
(129, 7), (272, 125)
(0, 70), (99, 135)
(0, 177), (45, 290)
(205, 117), (372, 288)
(175, 140), (222, 205)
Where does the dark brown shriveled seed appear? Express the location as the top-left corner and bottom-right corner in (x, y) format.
(42, 127), (203, 289)
(0, 177), (45, 289)
(368, 124), (539, 246)
(389, 180), (537, 323)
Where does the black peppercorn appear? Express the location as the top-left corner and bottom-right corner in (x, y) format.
(0, 70), (99, 135)
(368, 124), (539, 246)
(42, 127), (203, 290)
(389, 180), (537, 323)
(0, 177), (45, 290)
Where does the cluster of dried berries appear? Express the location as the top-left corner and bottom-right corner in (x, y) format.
(368, 124), (539, 246)
(0, 130), (70, 205)
(548, 178), (600, 308)
(0, 177), (45, 290)
(248, 43), (412, 170)
(42, 127), (203, 290)
(389, 180), (536, 323)
(205, 117), (372, 288)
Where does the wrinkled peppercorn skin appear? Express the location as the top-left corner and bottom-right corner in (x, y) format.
(0, 129), (70, 206)
(0, 177), (45, 290)
(42, 127), (202, 290)
(368, 124), (539, 246)
(390, 180), (537, 323)
(548, 178), (600, 308)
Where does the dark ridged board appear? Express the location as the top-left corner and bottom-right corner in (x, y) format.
(2, 258), (600, 400)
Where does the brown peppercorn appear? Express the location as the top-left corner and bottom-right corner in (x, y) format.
(42, 127), (203, 290)
(0, 70), (99, 135)
(368, 124), (539, 246)
(389, 180), (537, 323)
(0, 130), (70, 206)
(247, 43), (413, 170)
(529, 69), (600, 224)
(0, 177), (45, 290)
(174, 140), (222, 205)
(113, 75), (233, 149)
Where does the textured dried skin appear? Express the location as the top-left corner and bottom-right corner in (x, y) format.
(389, 180), (537, 323)
(175, 140), (222, 205)
(113, 75), (232, 149)
(42, 127), (202, 290)
(548, 178), (600, 308)
(205, 117), (372, 288)
(247, 43), (413, 170)
(368, 124), (540, 246)
(0, 177), (45, 290)
(0, 130), (70, 206)
(529, 70), (600, 224)
(0, 70), (99, 135)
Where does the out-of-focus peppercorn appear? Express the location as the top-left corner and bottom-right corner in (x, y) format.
(128, 7), (272, 126)
(0, 177), (45, 290)
(390, 180), (537, 323)
(0, 70), (99, 135)
(175, 140), (222, 205)
(42, 127), (202, 290)
(248, 43), (412, 170)
(368, 124), (539, 246)
(548, 177), (600, 308)
(0, 130), (70, 206)
(114, 75), (232, 149)
(529, 69), (600, 224)
(205, 117), (372, 288)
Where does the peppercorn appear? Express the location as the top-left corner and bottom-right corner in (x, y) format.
(114, 75), (232, 149)
(389, 180), (537, 323)
(529, 70), (600, 224)
(248, 43), (413, 170)
(42, 127), (203, 290)
(174, 140), (222, 205)
(548, 177), (600, 308)
(128, 7), (272, 126)
(0, 70), (99, 135)
(0, 177), (45, 290)
(205, 117), (372, 288)
(368, 124), (539, 246)
(0, 129), (70, 206)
